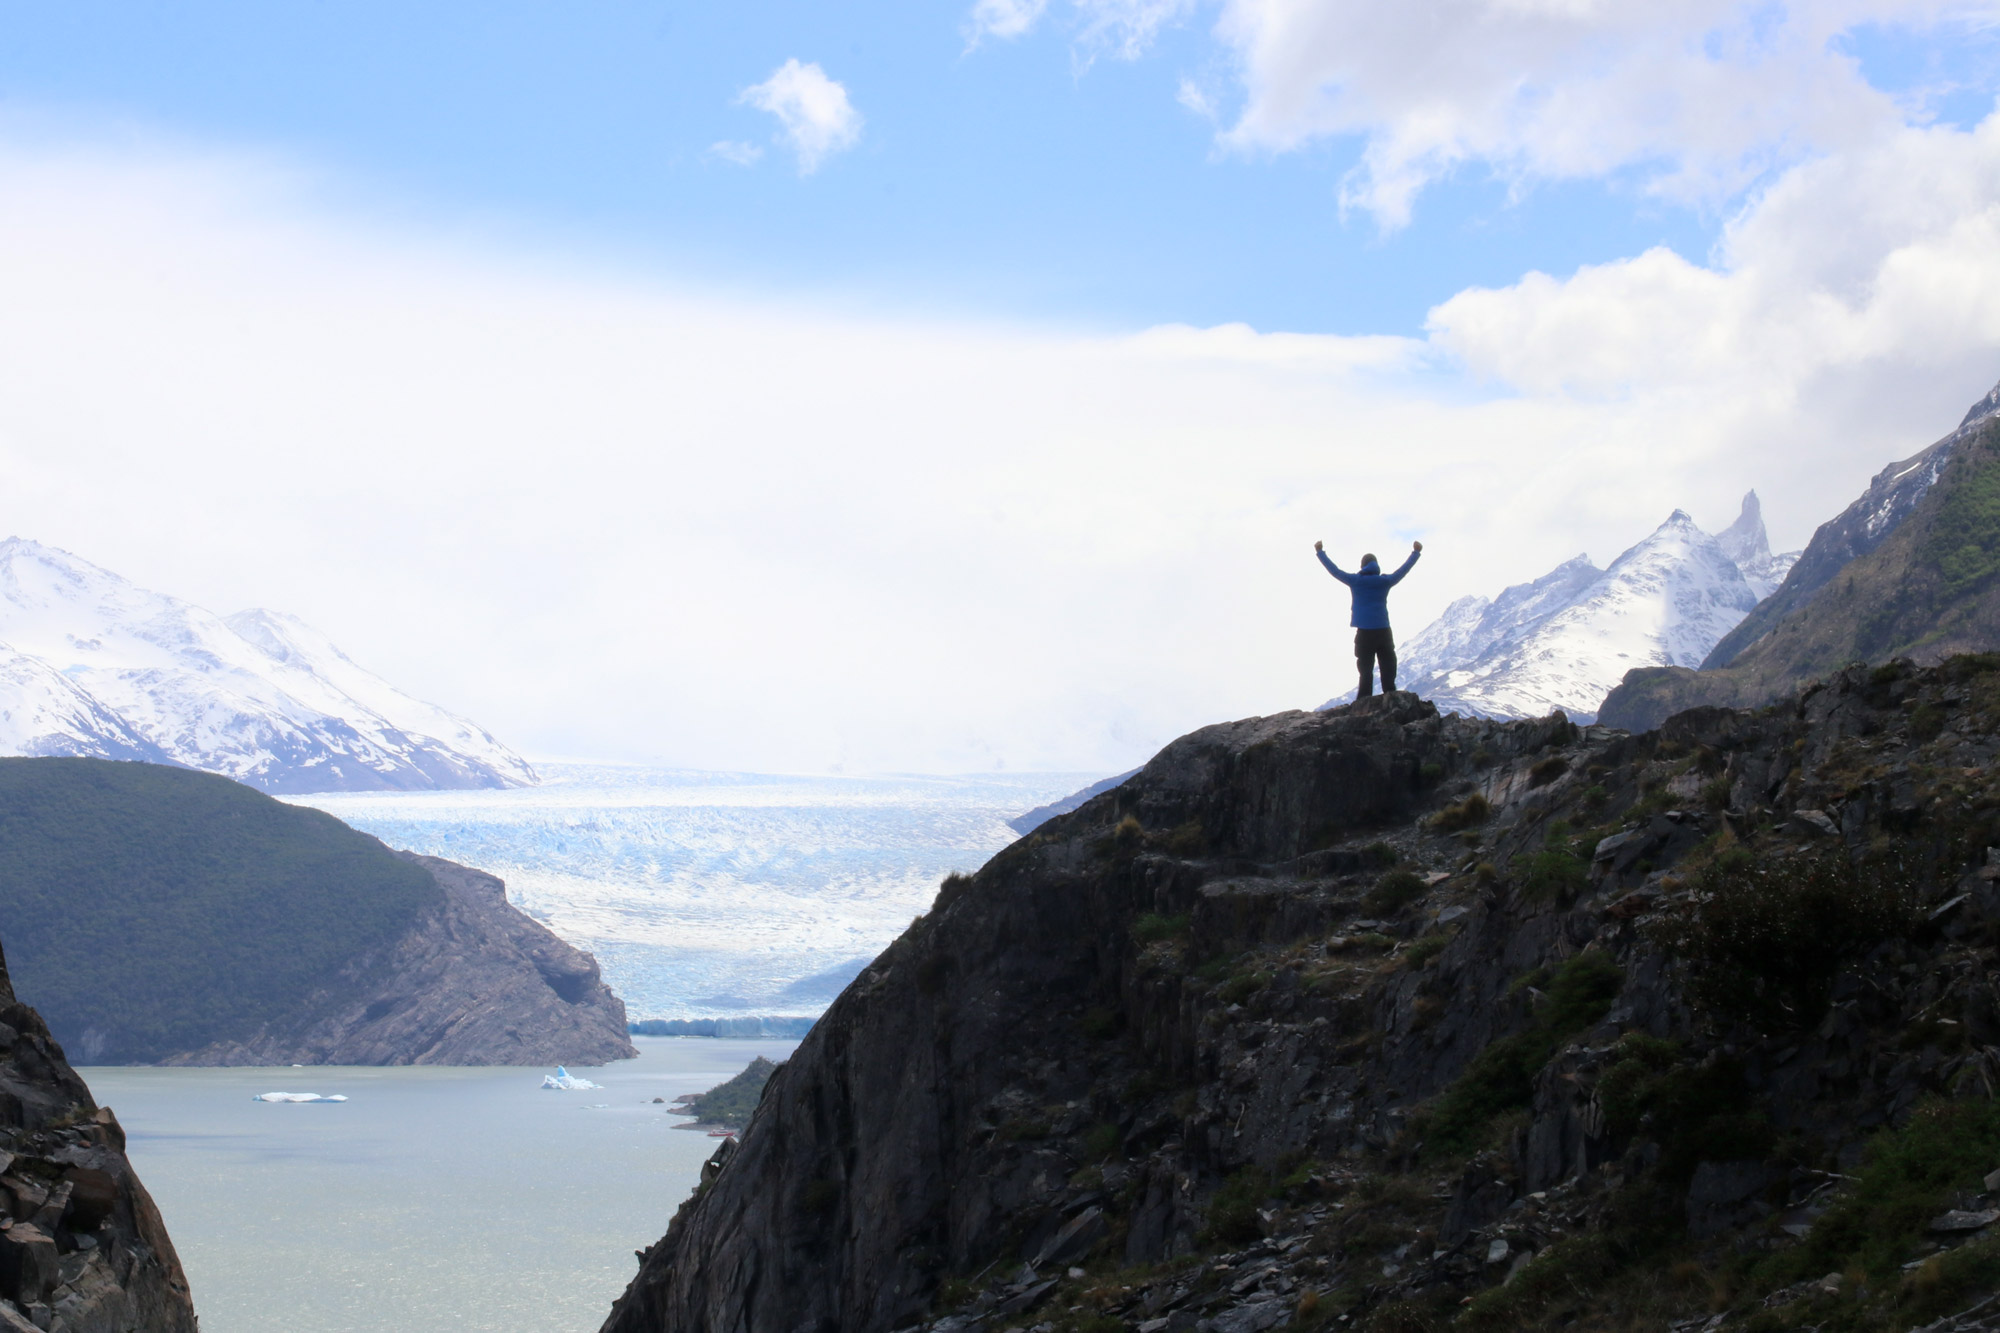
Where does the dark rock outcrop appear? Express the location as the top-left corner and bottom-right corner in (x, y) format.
(1008, 770), (1140, 836)
(603, 661), (2000, 1333)
(165, 855), (636, 1067)
(1603, 400), (2000, 731)
(0, 941), (198, 1332)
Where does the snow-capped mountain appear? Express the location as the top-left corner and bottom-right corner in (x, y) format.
(0, 537), (537, 793)
(1322, 493), (1800, 723)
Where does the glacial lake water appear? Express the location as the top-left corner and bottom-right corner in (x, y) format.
(81, 1038), (798, 1333)
(287, 765), (1094, 1022)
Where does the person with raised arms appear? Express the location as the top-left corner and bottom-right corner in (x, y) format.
(1315, 538), (1422, 699)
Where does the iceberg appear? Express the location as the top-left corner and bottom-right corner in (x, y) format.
(253, 1092), (348, 1103)
(540, 1065), (601, 1091)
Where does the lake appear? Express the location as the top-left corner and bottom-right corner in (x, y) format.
(82, 1037), (798, 1333)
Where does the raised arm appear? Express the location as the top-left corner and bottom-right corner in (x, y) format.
(1316, 547), (1356, 586)
(1383, 545), (1421, 586)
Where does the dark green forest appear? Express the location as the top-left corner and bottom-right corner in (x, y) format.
(0, 757), (438, 1062)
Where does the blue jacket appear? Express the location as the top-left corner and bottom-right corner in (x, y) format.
(1318, 549), (1419, 629)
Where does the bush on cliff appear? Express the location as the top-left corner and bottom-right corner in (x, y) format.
(1421, 951), (1625, 1158)
(0, 757), (441, 1062)
(1649, 850), (1918, 1027)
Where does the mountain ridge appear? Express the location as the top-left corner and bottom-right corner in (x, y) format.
(0, 538), (534, 793)
(1331, 495), (1796, 723)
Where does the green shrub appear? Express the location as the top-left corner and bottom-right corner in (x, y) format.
(1581, 783), (1608, 809)
(1218, 970), (1268, 1005)
(1429, 793), (1491, 832)
(1649, 851), (1917, 1026)
(1519, 847), (1589, 903)
(1759, 1098), (2000, 1294)
(1419, 761), (1444, 784)
(1701, 777), (1733, 810)
(1080, 1007), (1120, 1040)
(1362, 868), (1427, 915)
(1425, 952), (1623, 1157)
(1528, 756), (1569, 788)
(1131, 912), (1190, 944)
(1402, 935), (1449, 969)
(1200, 1167), (1269, 1244)
(1593, 1034), (1763, 1182)
(1460, 1235), (1619, 1329)
(1361, 841), (1399, 868)
(1082, 1122), (1123, 1159)
(1910, 702), (1948, 742)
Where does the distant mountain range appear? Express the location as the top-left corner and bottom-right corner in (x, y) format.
(0, 537), (535, 792)
(1600, 377), (2000, 730)
(1321, 492), (1798, 723)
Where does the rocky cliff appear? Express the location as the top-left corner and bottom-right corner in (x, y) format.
(167, 854), (637, 1067)
(0, 757), (634, 1066)
(1601, 387), (2000, 732)
(0, 940), (198, 1332)
(605, 658), (2000, 1333)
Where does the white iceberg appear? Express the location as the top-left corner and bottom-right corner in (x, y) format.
(540, 1066), (601, 1091)
(253, 1092), (348, 1103)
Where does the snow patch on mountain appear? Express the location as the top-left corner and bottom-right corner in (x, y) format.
(0, 537), (536, 792)
(1321, 492), (1801, 723)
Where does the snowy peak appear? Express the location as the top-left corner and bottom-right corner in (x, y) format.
(1715, 491), (1770, 567)
(0, 537), (536, 793)
(1343, 494), (1803, 723)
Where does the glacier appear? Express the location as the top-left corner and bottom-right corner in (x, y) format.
(291, 763), (1094, 1023)
(0, 537), (536, 792)
(1323, 492), (1800, 724)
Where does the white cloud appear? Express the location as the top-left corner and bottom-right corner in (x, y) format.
(739, 59), (863, 174)
(5, 119), (2000, 773)
(967, 0), (1052, 43)
(993, 0), (1992, 227)
(1176, 76), (1218, 120)
(967, 0), (1193, 56)
(706, 140), (764, 166)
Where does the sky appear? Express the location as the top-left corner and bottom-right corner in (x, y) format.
(5, 1), (2000, 773)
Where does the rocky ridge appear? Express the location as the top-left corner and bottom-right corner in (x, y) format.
(0, 942), (197, 1333)
(167, 854), (637, 1067)
(606, 654), (2000, 1333)
(1602, 409), (2000, 732)
(1342, 495), (1797, 723)
(1703, 380), (2000, 672)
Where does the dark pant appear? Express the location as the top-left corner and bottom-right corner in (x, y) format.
(1354, 627), (1397, 697)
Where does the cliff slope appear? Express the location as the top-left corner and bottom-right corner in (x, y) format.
(0, 758), (633, 1066)
(1702, 381), (2000, 672)
(607, 658), (2000, 1333)
(1602, 414), (2000, 732)
(0, 939), (198, 1332)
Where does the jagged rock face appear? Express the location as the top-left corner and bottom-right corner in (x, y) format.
(1603, 412), (2000, 731)
(1702, 377), (2000, 672)
(0, 945), (198, 1332)
(604, 660), (2000, 1333)
(163, 855), (637, 1067)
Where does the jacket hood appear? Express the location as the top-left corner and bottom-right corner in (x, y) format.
(1359, 558), (1381, 574)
